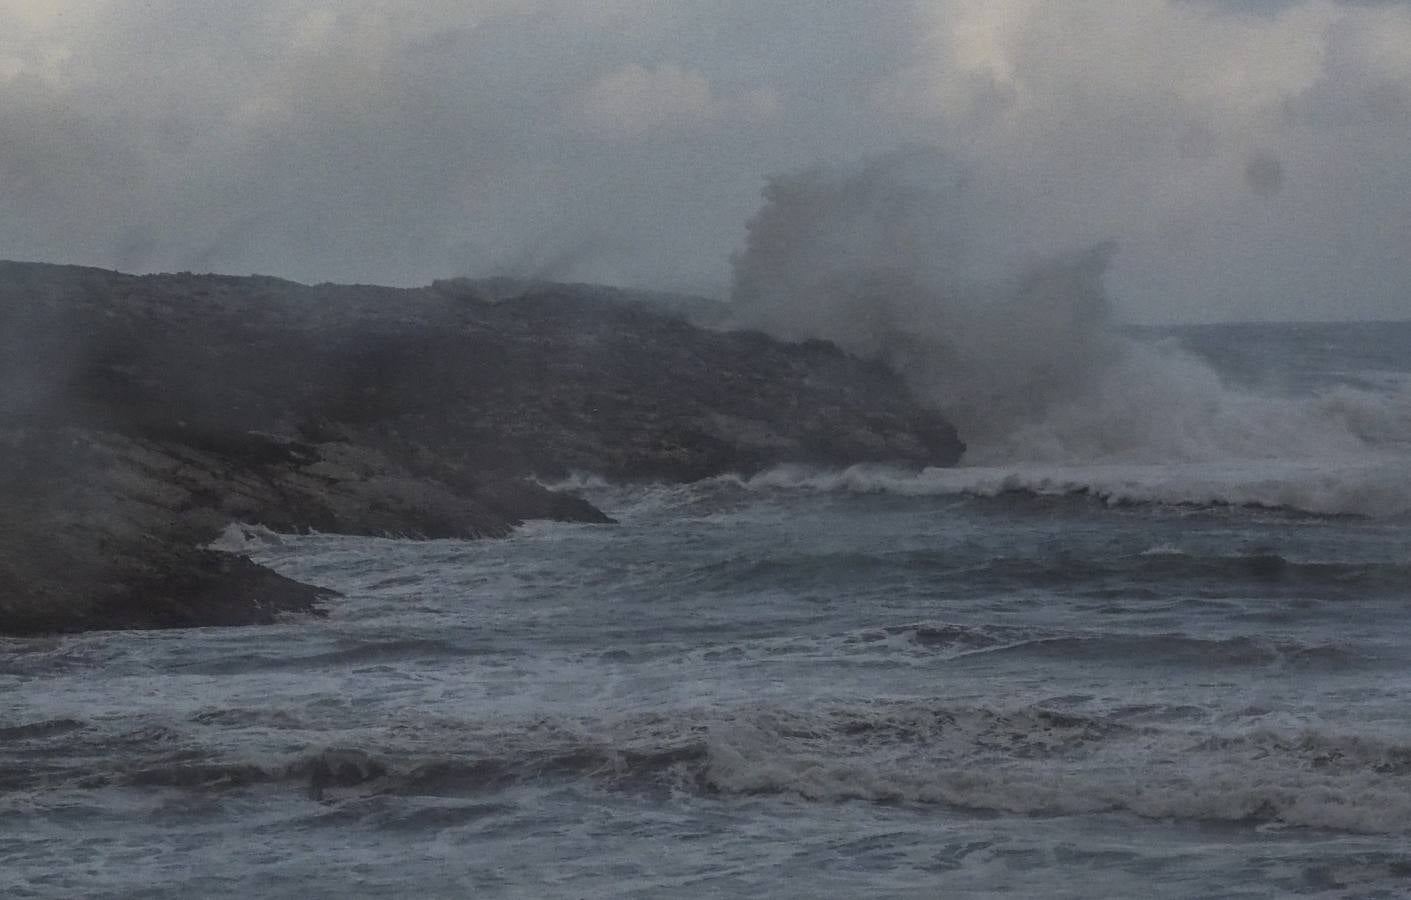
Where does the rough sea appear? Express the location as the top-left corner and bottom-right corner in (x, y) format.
(4, 320), (1411, 898)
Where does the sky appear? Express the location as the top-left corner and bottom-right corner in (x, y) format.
(1, 0), (1408, 323)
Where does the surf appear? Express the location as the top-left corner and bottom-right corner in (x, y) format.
(724, 152), (1411, 512)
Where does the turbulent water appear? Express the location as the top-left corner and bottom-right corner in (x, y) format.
(5, 321), (1411, 898)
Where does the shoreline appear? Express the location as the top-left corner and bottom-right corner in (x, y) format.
(0, 261), (962, 634)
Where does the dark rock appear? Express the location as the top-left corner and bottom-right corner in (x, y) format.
(0, 261), (963, 634)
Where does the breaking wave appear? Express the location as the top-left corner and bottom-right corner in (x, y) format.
(699, 703), (1411, 834)
(729, 458), (1411, 518)
(726, 151), (1411, 474)
(18, 702), (1409, 835)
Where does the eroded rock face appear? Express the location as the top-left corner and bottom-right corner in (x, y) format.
(0, 261), (963, 633)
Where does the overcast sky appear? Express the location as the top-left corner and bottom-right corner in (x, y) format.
(1, 0), (1408, 322)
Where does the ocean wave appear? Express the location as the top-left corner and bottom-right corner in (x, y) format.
(676, 542), (1411, 599)
(45, 701), (1411, 835)
(678, 621), (1369, 673)
(725, 152), (1411, 476)
(728, 458), (1411, 517)
(977, 548), (1411, 600)
(208, 522), (289, 554)
(534, 472), (612, 493)
(963, 632), (1362, 670)
(699, 704), (1411, 834)
(0, 718), (84, 742)
(174, 637), (469, 675)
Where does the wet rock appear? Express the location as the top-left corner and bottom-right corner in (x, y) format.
(0, 261), (963, 634)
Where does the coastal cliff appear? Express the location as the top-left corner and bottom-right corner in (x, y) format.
(0, 261), (963, 633)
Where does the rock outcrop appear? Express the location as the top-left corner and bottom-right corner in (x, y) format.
(0, 261), (963, 634)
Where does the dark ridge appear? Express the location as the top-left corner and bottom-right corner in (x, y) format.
(0, 260), (963, 634)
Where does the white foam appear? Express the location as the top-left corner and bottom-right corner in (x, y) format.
(733, 456), (1411, 517)
(534, 471), (612, 493)
(207, 522), (286, 553)
(962, 342), (1411, 468)
(725, 153), (1411, 492)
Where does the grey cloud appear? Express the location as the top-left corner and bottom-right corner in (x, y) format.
(0, 1), (916, 292)
(1178, 0), (1410, 13)
(0, 0), (1409, 322)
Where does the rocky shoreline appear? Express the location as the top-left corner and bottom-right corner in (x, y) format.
(0, 261), (963, 634)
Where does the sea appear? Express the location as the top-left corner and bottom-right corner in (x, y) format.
(4, 320), (1411, 898)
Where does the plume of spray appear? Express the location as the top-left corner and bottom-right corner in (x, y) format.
(728, 150), (1411, 472)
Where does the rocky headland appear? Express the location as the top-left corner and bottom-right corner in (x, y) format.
(0, 261), (963, 634)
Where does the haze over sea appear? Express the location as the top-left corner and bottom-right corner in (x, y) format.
(2, 318), (1409, 898)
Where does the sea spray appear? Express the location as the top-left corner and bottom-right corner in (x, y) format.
(728, 151), (1411, 466)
